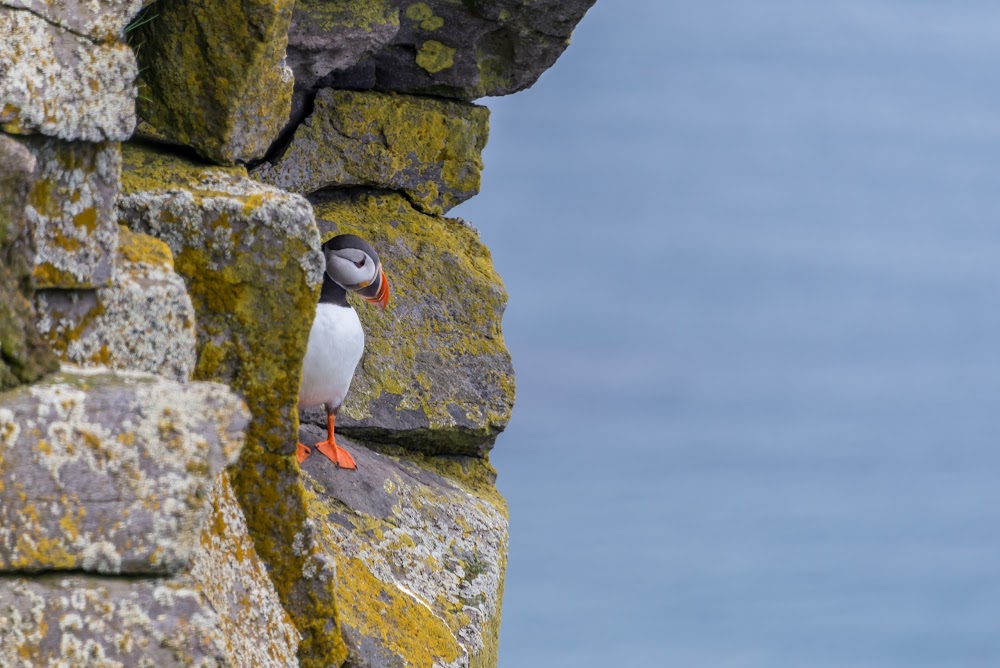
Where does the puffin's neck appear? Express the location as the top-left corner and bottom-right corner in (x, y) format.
(319, 274), (350, 307)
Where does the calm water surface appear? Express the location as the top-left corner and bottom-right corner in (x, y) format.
(455, 2), (1000, 666)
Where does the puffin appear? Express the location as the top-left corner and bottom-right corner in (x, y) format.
(297, 234), (390, 468)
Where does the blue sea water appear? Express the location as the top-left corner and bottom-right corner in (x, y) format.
(453, 2), (1000, 666)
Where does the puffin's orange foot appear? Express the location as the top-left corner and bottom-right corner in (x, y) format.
(296, 442), (312, 464)
(315, 439), (357, 470)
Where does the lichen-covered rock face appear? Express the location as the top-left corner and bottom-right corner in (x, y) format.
(254, 89), (488, 215)
(3, 0), (144, 43)
(307, 191), (514, 456)
(117, 142), (349, 667)
(238, 450), (349, 668)
(0, 135), (59, 391)
(287, 0), (400, 91)
(0, 134), (36, 281)
(0, 368), (249, 574)
(0, 8), (137, 142)
(300, 426), (508, 668)
(118, 142), (323, 453)
(0, 576), (229, 667)
(0, 0), (588, 658)
(9, 135), (122, 290)
(190, 472), (301, 667)
(133, 0), (296, 164)
(315, 0), (596, 100)
(35, 226), (197, 381)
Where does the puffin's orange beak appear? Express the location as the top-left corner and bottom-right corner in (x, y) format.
(363, 266), (389, 309)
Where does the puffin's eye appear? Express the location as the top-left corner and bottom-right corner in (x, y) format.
(354, 257), (366, 268)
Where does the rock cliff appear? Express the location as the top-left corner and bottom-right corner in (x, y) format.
(0, 0), (594, 665)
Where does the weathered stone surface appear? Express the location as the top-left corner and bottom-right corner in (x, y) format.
(0, 575), (230, 667)
(237, 450), (348, 668)
(35, 227), (197, 381)
(118, 142), (323, 454)
(0, 135), (59, 391)
(118, 142), (347, 667)
(133, 0), (296, 163)
(300, 426), (508, 668)
(254, 89), (488, 215)
(0, 134), (35, 279)
(10, 135), (121, 289)
(2, 0), (144, 43)
(0, 9), (137, 142)
(307, 191), (514, 456)
(287, 0), (399, 91)
(317, 0), (596, 100)
(0, 367), (248, 573)
(190, 472), (301, 667)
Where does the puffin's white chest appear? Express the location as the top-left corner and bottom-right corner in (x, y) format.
(298, 303), (365, 410)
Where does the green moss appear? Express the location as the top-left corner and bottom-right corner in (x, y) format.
(416, 40), (456, 73)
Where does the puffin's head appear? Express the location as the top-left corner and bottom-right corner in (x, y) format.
(322, 234), (390, 309)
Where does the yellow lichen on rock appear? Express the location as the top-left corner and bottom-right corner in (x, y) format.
(404, 2), (444, 31)
(0, 575), (233, 666)
(337, 554), (463, 665)
(298, 433), (508, 668)
(13, 136), (122, 289)
(117, 141), (352, 667)
(133, 0), (295, 163)
(189, 471), (301, 666)
(120, 140), (248, 193)
(307, 190), (515, 456)
(116, 224), (174, 269)
(286, 0), (400, 90)
(0, 9), (137, 142)
(34, 226), (198, 381)
(0, 0), (599, 663)
(0, 368), (249, 574)
(253, 88), (489, 215)
(416, 39), (457, 73)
